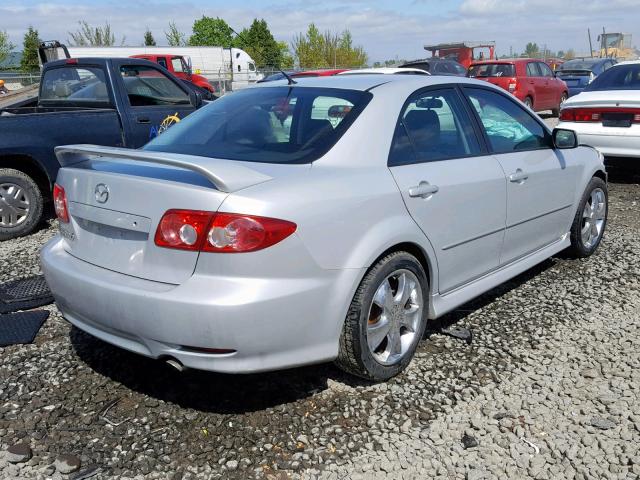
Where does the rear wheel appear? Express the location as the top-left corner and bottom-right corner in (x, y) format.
(567, 177), (608, 257)
(336, 252), (429, 381)
(0, 168), (44, 241)
(552, 92), (568, 117)
(524, 96), (534, 110)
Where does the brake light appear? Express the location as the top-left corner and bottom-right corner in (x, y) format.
(65, 58), (78, 64)
(203, 213), (297, 253)
(560, 107), (640, 123)
(507, 77), (517, 93)
(154, 210), (296, 253)
(53, 183), (69, 223)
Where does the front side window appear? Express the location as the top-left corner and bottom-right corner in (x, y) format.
(40, 66), (110, 104)
(249, 63), (256, 72)
(171, 57), (184, 73)
(389, 88), (481, 165)
(120, 65), (189, 106)
(144, 86), (372, 164)
(465, 87), (549, 153)
(538, 63), (554, 77)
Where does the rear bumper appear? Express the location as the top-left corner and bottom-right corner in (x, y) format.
(557, 121), (640, 158)
(41, 237), (364, 373)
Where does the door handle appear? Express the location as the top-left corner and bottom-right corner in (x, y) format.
(509, 169), (529, 183)
(409, 181), (439, 198)
(136, 116), (151, 124)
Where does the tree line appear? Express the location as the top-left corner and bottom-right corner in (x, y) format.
(1, 17), (368, 72)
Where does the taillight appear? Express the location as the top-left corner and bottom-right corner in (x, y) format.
(154, 209), (214, 251)
(560, 107), (640, 123)
(154, 210), (296, 253)
(507, 77), (517, 92)
(53, 183), (69, 223)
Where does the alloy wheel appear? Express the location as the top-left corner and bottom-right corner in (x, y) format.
(581, 187), (606, 249)
(366, 269), (423, 366)
(0, 182), (31, 228)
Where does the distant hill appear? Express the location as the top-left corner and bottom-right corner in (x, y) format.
(0, 51), (23, 69)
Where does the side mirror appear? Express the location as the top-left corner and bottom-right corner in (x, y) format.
(553, 128), (578, 149)
(189, 90), (203, 108)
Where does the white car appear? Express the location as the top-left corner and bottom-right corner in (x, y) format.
(558, 60), (640, 158)
(339, 67), (429, 76)
(41, 75), (607, 381)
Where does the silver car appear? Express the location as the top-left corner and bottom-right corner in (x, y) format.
(41, 75), (608, 381)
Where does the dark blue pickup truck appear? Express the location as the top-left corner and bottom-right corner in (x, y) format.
(0, 56), (204, 240)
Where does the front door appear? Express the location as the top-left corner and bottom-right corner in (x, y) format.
(114, 62), (196, 148)
(388, 87), (507, 293)
(463, 86), (577, 265)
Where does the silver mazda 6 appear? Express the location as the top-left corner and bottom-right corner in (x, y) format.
(41, 74), (607, 381)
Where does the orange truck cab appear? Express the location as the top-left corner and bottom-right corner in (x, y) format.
(424, 41), (496, 69)
(131, 54), (216, 95)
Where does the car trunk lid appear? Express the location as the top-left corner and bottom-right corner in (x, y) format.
(54, 145), (275, 284)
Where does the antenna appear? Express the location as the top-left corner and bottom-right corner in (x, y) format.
(280, 69), (297, 85)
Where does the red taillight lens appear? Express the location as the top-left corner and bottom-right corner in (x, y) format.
(154, 210), (296, 253)
(561, 107), (640, 123)
(507, 77), (517, 92)
(53, 183), (69, 223)
(154, 209), (214, 250)
(202, 213), (297, 253)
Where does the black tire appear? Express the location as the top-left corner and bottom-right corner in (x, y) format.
(335, 251), (429, 381)
(567, 176), (608, 258)
(552, 93), (568, 117)
(0, 168), (44, 241)
(524, 96), (534, 110)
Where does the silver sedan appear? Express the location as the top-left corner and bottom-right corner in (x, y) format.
(41, 74), (607, 381)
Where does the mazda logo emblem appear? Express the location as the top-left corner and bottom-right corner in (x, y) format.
(95, 183), (110, 204)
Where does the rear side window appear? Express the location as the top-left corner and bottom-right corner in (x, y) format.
(464, 87), (549, 153)
(538, 63), (554, 77)
(468, 63), (515, 78)
(144, 86), (372, 164)
(586, 64), (640, 91)
(389, 88), (481, 165)
(157, 58), (168, 69)
(526, 63), (540, 77)
(40, 66), (110, 105)
(120, 65), (189, 106)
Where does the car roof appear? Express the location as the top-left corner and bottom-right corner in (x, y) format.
(402, 58), (458, 65)
(252, 73), (494, 92)
(616, 60), (640, 66)
(338, 67), (429, 75)
(470, 58), (541, 65)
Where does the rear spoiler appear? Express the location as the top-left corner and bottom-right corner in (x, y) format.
(55, 145), (272, 193)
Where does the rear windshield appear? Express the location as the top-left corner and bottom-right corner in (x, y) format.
(467, 63), (515, 78)
(586, 64), (640, 91)
(144, 86), (372, 164)
(558, 60), (598, 72)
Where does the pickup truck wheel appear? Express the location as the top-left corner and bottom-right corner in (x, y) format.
(0, 168), (43, 241)
(336, 252), (429, 381)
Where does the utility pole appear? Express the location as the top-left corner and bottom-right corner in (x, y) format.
(603, 27), (608, 58)
(588, 28), (594, 58)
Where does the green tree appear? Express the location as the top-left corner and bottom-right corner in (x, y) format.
(189, 16), (233, 46)
(292, 24), (367, 69)
(0, 30), (15, 64)
(233, 19), (282, 68)
(68, 21), (124, 46)
(165, 22), (186, 47)
(557, 50), (565, 59)
(20, 27), (40, 72)
(564, 49), (576, 60)
(278, 41), (295, 69)
(144, 28), (156, 46)
(524, 42), (540, 57)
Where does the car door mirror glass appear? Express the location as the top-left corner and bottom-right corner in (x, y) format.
(189, 90), (203, 108)
(553, 128), (577, 149)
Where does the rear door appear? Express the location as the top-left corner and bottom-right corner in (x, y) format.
(525, 62), (545, 108)
(462, 86), (577, 264)
(538, 62), (559, 109)
(113, 61), (196, 148)
(388, 87), (507, 293)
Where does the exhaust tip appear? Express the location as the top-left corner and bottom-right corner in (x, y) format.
(165, 357), (186, 372)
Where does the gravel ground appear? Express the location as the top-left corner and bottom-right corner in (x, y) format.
(0, 166), (639, 480)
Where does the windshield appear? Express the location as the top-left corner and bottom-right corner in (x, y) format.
(144, 86), (372, 164)
(585, 64), (640, 91)
(558, 60), (598, 72)
(467, 63), (515, 78)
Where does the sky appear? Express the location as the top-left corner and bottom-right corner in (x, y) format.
(1, 0), (639, 62)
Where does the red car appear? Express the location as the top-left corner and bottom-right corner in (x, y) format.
(131, 54), (216, 95)
(468, 59), (568, 115)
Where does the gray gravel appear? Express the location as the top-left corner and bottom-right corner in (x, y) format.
(0, 172), (639, 480)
